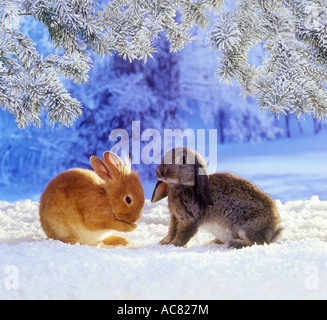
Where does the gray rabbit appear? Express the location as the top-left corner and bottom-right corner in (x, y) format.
(151, 147), (282, 249)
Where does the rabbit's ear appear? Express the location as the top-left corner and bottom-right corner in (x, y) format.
(90, 156), (116, 181)
(103, 151), (126, 172)
(195, 166), (214, 206)
(151, 181), (168, 203)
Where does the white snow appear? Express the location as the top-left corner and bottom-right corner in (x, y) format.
(1, 197), (327, 300)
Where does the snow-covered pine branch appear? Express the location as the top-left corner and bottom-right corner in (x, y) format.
(208, 0), (327, 120)
(0, 0), (89, 128)
(1, 0), (327, 127)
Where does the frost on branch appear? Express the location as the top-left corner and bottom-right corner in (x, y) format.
(0, 0), (89, 128)
(208, 0), (327, 120)
(1, 0), (217, 127)
(1, 0), (327, 127)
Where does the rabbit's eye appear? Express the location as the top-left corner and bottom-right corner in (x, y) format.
(125, 196), (132, 205)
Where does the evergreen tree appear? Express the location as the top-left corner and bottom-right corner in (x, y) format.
(1, 0), (327, 127)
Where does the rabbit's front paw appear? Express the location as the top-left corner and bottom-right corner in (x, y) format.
(127, 223), (137, 232)
(159, 236), (172, 245)
(119, 222), (137, 232)
(113, 218), (138, 232)
(102, 235), (130, 246)
(226, 239), (253, 249)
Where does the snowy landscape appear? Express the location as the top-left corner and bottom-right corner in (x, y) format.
(1, 195), (327, 300)
(1, 131), (327, 300)
(1, 0), (327, 300)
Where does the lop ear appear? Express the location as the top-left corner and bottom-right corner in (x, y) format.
(195, 165), (214, 206)
(151, 181), (168, 203)
(90, 156), (116, 181)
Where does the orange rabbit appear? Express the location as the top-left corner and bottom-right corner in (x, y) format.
(39, 151), (145, 246)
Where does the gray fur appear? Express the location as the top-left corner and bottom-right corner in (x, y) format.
(151, 147), (282, 249)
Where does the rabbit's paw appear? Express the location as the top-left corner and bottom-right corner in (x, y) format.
(102, 235), (130, 247)
(225, 239), (254, 250)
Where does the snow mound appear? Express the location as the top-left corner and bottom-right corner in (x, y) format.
(1, 197), (327, 299)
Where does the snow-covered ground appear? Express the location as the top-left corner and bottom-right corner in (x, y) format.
(1, 196), (327, 300)
(1, 129), (326, 299)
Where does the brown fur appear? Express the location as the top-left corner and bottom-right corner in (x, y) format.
(39, 152), (144, 246)
(152, 148), (282, 249)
